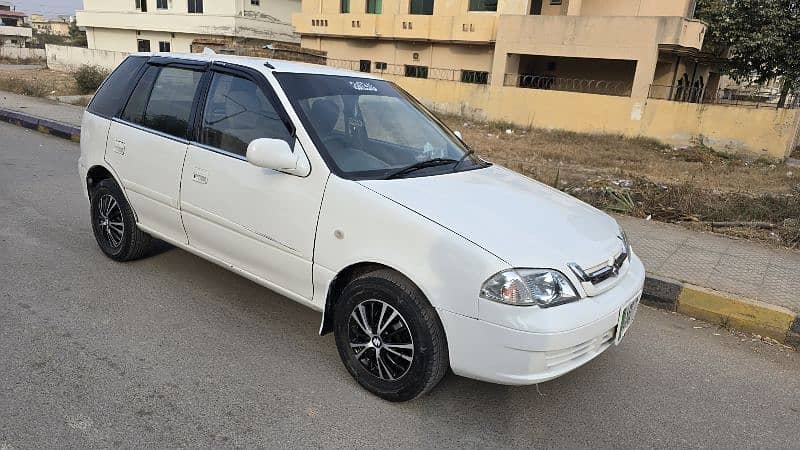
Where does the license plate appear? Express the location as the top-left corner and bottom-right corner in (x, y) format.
(615, 295), (640, 344)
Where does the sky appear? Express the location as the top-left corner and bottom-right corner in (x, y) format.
(7, 0), (83, 18)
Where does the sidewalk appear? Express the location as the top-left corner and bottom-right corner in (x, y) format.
(0, 91), (83, 139)
(2, 90), (799, 343)
(619, 216), (800, 314)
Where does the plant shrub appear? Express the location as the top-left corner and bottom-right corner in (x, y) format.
(74, 65), (109, 94)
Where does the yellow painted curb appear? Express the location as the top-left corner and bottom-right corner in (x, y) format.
(677, 285), (796, 343)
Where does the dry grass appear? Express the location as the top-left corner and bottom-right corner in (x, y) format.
(0, 67), (80, 97)
(441, 114), (800, 248)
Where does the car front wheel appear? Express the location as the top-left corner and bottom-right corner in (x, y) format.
(333, 269), (449, 402)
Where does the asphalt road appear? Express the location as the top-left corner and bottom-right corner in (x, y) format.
(1, 122), (799, 448)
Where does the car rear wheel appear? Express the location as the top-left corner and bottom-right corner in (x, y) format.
(90, 179), (152, 261)
(333, 269), (449, 402)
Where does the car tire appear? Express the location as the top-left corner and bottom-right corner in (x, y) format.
(333, 269), (449, 402)
(90, 178), (152, 261)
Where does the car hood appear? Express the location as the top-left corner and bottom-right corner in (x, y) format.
(358, 165), (622, 270)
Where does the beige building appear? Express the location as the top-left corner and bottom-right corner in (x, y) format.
(293, 0), (714, 101)
(0, 1), (31, 47)
(30, 14), (73, 37)
(77, 0), (301, 54)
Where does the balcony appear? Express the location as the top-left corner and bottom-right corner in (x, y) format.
(495, 15), (706, 56)
(76, 10), (296, 42)
(0, 26), (32, 38)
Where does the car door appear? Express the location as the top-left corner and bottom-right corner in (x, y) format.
(105, 59), (206, 245)
(179, 65), (327, 300)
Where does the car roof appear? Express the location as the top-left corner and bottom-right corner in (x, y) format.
(130, 52), (381, 80)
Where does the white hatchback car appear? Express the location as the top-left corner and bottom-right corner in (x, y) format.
(79, 53), (645, 401)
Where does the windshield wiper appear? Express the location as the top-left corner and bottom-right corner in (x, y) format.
(385, 158), (458, 180)
(452, 148), (475, 173)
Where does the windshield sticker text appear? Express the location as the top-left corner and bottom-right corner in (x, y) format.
(348, 81), (378, 92)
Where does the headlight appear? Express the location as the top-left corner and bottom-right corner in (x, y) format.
(479, 269), (580, 307)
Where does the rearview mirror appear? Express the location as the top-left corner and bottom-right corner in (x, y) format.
(246, 138), (309, 176)
(454, 130), (463, 141)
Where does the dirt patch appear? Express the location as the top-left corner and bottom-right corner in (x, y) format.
(0, 67), (80, 97)
(443, 115), (800, 248)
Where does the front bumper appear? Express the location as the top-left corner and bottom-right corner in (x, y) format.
(439, 254), (645, 385)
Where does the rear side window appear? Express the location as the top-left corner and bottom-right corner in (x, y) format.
(121, 66), (159, 124)
(87, 56), (147, 118)
(121, 65), (203, 139)
(200, 72), (292, 156)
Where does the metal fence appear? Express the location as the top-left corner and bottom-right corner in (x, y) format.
(503, 74), (632, 97)
(648, 85), (800, 109)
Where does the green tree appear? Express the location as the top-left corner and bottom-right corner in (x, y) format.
(68, 21), (87, 47)
(696, 0), (800, 107)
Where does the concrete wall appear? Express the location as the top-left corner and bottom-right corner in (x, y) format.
(45, 44), (129, 72)
(382, 74), (800, 159)
(0, 46), (46, 61)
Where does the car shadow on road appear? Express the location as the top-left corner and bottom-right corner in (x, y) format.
(149, 238), (175, 257)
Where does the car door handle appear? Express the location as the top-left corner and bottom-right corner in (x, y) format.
(192, 168), (208, 184)
(112, 139), (125, 155)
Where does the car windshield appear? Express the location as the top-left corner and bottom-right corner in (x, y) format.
(275, 73), (487, 180)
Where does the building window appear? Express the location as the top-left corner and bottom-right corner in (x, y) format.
(461, 70), (489, 84)
(375, 62), (387, 70)
(410, 0), (434, 14)
(251, 0), (260, 5)
(340, 0), (350, 13)
(404, 65), (428, 79)
(366, 0), (382, 14)
(159, 41), (171, 52)
(137, 39), (151, 52)
(359, 60), (371, 73)
(156, 0), (167, 9)
(135, 0), (148, 12)
(549, 0), (562, 4)
(188, 0), (203, 13)
(468, 0), (496, 11)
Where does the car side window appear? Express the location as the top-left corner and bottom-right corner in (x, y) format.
(121, 65), (202, 140)
(88, 56), (148, 119)
(200, 72), (293, 157)
(121, 65), (158, 125)
(144, 67), (203, 139)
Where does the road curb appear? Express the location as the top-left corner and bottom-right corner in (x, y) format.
(643, 275), (799, 346)
(0, 107), (80, 142)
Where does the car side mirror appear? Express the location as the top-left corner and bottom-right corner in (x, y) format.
(246, 138), (310, 176)
(454, 130), (463, 141)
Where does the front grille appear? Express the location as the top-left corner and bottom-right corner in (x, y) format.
(584, 249), (628, 285)
(544, 328), (615, 369)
